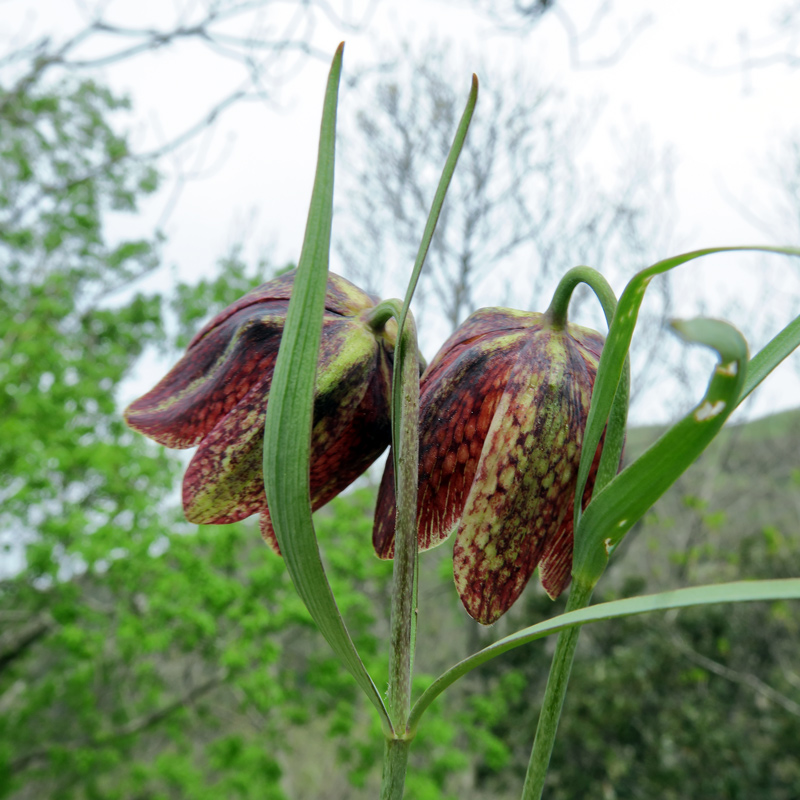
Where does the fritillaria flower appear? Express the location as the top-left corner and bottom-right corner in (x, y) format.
(125, 271), (395, 552)
(373, 307), (609, 625)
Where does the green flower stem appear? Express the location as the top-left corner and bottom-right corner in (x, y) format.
(371, 75), (478, 798)
(370, 298), (420, 798)
(388, 313), (420, 731)
(545, 266), (617, 329)
(380, 737), (413, 800)
(521, 578), (594, 800)
(546, 266), (629, 518)
(520, 267), (624, 798)
(366, 302), (397, 333)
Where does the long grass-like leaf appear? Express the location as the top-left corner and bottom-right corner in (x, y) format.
(740, 312), (800, 403)
(407, 578), (800, 733)
(572, 317), (748, 584)
(262, 44), (391, 732)
(387, 76), (478, 705)
(391, 74), (478, 471)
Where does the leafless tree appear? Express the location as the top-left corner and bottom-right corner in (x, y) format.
(1, 0), (379, 156)
(466, 0), (652, 68)
(684, 0), (800, 76)
(336, 39), (676, 408)
(775, 136), (800, 237)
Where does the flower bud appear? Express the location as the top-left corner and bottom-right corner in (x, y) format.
(125, 271), (394, 551)
(373, 307), (609, 624)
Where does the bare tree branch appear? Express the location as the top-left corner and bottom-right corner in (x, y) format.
(1, 0), (377, 164)
(468, 0), (652, 69)
(671, 631), (800, 718)
(682, 3), (800, 78)
(338, 38), (675, 381)
(550, 2), (653, 70)
(0, 611), (56, 672)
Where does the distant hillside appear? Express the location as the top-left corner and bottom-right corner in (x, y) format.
(626, 406), (800, 459)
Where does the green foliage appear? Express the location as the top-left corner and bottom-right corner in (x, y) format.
(548, 551), (800, 800)
(0, 62), (359, 800)
(573, 250), (800, 585)
(0, 75), (159, 283)
(0, 73), (168, 586)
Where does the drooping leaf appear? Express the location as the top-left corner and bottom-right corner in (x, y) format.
(261, 44), (391, 732)
(407, 578), (800, 734)
(572, 317), (748, 585)
(574, 246), (800, 537)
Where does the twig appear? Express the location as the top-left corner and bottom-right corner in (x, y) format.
(671, 632), (800, 718)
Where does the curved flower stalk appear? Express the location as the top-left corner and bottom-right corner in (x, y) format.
(125, 270), (396, 549)
(373, 306), (612, 624)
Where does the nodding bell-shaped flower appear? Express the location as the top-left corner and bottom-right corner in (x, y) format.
(373, 306), (609, 625)
(125, 271), (395, 553)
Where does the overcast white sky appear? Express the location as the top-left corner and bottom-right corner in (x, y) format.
(4, 0), (800, 422)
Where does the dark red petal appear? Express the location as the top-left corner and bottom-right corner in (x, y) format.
(312, 348), (392, 499)
(125, 272), (380, 450)
(424, 307), (544, 377)
(185, 321), (391, 533)
(537, 518), (574, 601)
(259, 513), (281, 555)
(189, 271), (378, 349)
(260, 356), (392, 555)
(453, 330), (597, 624)
(323, 272), (381, 317)
(372, 328), (529, 559)
(537, 328), (609, 600)
(125, 303), (286, 448)
(372, 454), (396, 558)
(533, 326), (608, 600)
(567, 323), (605, 366)
(537, 449), (596, 600)
(182, 378), (270, 524)
(539, 424), (622, 599)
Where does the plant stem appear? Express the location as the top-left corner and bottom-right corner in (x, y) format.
(545, 266), (618, 330)
(380, 737), (412, 800)
(381, 309), (420, 799)
(374, 74), (479, 797)
(383, 309), (420, 733)
(521, 578), (594, 800)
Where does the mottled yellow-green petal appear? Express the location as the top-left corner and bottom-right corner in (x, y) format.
(453, 329), (597, 624)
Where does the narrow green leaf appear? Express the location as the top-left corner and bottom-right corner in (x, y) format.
(740, 311), (800, 404)
(594, 358), (629, 495)
(572, 317), (748, 585)
(391, 74), (478, 472)
(407, 578), (800, 734)
(262, 44), (391, 732)
(575, 246), (800, 536)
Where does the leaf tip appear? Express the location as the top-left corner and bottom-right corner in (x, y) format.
(470, 73), (479, 104)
